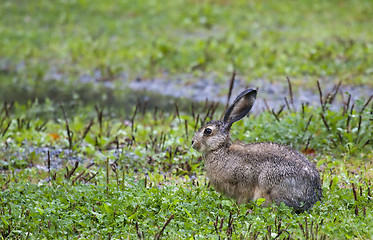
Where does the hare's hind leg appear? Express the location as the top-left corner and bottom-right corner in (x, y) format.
(252, 186), (273, 206)
(268, 179), (313, 210)
(257, 176), (298, 208)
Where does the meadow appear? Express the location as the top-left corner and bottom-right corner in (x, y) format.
(1, 0), (373, 239)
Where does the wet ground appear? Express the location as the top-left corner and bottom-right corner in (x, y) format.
(43, 65), (363, 114)
(128, 75), (372, 113)
(1, 72), (372, 171)
(2, 65), (372, 115)
(80, 70), (372, 114)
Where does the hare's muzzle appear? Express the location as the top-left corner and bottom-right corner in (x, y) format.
(191, 139), (200, 151)
(191, 140), (197, 149)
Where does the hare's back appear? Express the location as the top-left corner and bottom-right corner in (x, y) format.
(242, 142), (317, 171)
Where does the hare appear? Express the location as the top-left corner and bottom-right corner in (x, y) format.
(191, 89), (322, 211)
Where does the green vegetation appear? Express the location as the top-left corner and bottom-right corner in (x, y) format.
(1, 0), (373, 91)
(1, 0), (373, 239)
(1, 92), (372, 238)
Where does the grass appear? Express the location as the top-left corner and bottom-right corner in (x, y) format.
(1, 0), (373, 238)
(1, 87), (372, 238)
(1, 0), (373, 92)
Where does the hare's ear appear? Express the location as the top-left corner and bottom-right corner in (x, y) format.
(223, 89), (257, 130)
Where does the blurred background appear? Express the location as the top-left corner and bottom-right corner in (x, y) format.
(1, 0), (372, 113)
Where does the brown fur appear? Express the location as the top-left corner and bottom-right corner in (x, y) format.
(192, 89), (322, 211)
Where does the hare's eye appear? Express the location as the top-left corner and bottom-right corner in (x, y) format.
(204, 128), (212, 135)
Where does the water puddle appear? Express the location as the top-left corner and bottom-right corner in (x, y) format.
(1, 69), (372, 115)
